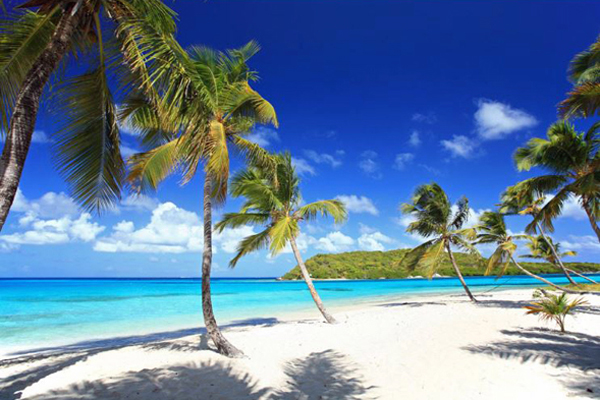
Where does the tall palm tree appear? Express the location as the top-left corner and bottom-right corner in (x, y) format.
(0, 0), (177, 230)
(499, 184), (579, 284)
(127, 42), (278, 357)
(514, 120), (600, 242)
(521, 235), (576, 265)
(559, 36), (600, 119)
(400, 183), (480, 302)
(475, 211), (581, 294)
(215, 154), (347, 324)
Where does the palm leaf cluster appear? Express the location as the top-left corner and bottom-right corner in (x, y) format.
(524, 291), (588, 332)
(400, 183), (479, 278)
(0, 0), (177, 212)
(125, 40), (278, 202)
(216, 153), (347, 266)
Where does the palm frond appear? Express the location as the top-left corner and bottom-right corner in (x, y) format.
(127, 138), (182, 191)
(229, 228), (271, 267)
(296, 200), (347, 224)
(215, 212), (270, 232)
(268, 216), (299, 255)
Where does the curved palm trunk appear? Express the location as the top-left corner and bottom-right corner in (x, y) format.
(289, 236), (337, 323)
(564, 268), (598, 284)
(582, 196), (600, 243)
(445, 243), (476, 302)
(535, 222), (577, 285)
(0, 6), (81, 231)
(202, 175), (243, 357)
(509, 256), (580, 294)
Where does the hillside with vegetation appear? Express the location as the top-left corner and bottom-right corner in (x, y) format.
(281, 249), (600, 280)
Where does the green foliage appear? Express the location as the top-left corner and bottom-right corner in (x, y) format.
(524, 290), (588, 332)
(280, 249), (600, 280)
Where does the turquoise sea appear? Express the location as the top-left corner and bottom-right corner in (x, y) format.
(0, 274), (596, 356)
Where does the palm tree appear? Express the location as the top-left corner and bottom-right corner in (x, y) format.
(499, 184), (580, 285)
(521, 235), (576, 264)
(524, 291), (588, 333)
(514, 121), (600, 243)
(215, 154), (347, 324)
(126, 42), (278, 357)
(559, 36), (600, 119)
(475, 211), (581, 294)
(0, 0), (178, 230)
(400, 183), (480, 302)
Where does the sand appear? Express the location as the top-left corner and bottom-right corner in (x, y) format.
(1, 288), (599, 399)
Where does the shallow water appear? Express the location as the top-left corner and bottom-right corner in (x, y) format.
(0, 274), (595, 353)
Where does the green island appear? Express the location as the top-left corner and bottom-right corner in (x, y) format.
(281, 249), (600, 280)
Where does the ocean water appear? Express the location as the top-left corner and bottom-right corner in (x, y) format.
(0, 274), (596, 355)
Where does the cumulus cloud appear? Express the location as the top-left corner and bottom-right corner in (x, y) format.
(1, 213), (104, 246)
(408, 130), (421, 147)
(304, 150), (343, 168)
(335, 195), (379, 216)
(94, 201), (255, 254)
(394, 153), (415, 170)
(358, 150), (382, 179)
(291, 157), (316, 176)
(358, 231), (394, 251)
(246, 127), (280, 147)
(474, 99), (537, 140)
(12, 189), (80, 219)
(561, 235), (600, 252)
(441, 135), (477, 158)
(315, 231), (355, 253)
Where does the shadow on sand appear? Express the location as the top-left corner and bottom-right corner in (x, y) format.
(6, 350), (375, 400)
(464, 327), (600, 397)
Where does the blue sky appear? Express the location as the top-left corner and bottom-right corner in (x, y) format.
(1, 1), (599, 277)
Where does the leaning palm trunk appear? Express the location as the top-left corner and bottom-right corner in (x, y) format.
(564, 268), (598, 284)
(0, 7), (81, 231)
(445, 243), (476, 302)
(582, 196), (600, 243)
(290, 237), (337, 323)
(535, 222), (577, 285)
(509, 256), (581, 294)
(202, 175), (243, 357)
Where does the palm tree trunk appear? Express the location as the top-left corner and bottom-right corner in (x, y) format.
(445, 243), (476, 302)
(0, 5), (81, 231)
(535, 222), (577, 285)
(564, 267), (598, 284)
(201, 174), (243, 357)
(509, 256), (580, 294)
(582, 195), (600, 243)
(289, 236), (337, 323)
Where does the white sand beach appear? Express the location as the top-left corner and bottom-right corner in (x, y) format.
(1, 288), (598, 400)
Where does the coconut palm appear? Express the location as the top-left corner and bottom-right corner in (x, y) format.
(521, 235), (576, 264)
(0, 0), (178, 230)
(499, 183), (581, 285)
(514, 121), (600, 243)
(559, 36), (600, 118)
(127, 42), (278, 357)
(476, 211), (582, 293)
(215, 154), (347, 324)
(524, 291), (588, 333)
(400, 183), (480, 302)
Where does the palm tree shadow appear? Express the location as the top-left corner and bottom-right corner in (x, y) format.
(270, 350), (376, 399)
(464, 327), (600, 396)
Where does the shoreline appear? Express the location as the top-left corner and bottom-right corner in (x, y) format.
(0, 284), (545, 360)
(1, 286), (598, 399)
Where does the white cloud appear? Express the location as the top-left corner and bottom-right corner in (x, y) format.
(304, 150), (343, 168)
(315, 231), (355, 253)
(543, 195), (586, 221)
(121, 195), (160, 213)
(408, 130), (421, 147)
(394, 153), (415, 170)
(359, 150), (381, 179)
(1, 213), (104, 246)
(12, 189), (79, 219)
(120, 143), (139, 158)
(94, 201), (255, 254)
(561, 235), (600, 252)
(32, 130), (51, 143)
(358, 231), (394, 251)
(335, 195), (379, 216)
(474, 99), (537, 140)
(441, 135), (477, 158)
(245, 127), (280, 147)
(358, 223), (377, 235)
(412, 112), (437, 124)
(291, 157), (316, 176)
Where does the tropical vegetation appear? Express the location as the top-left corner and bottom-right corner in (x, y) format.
(524, 290), (588, 333)
(216, 153), (347, 323)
